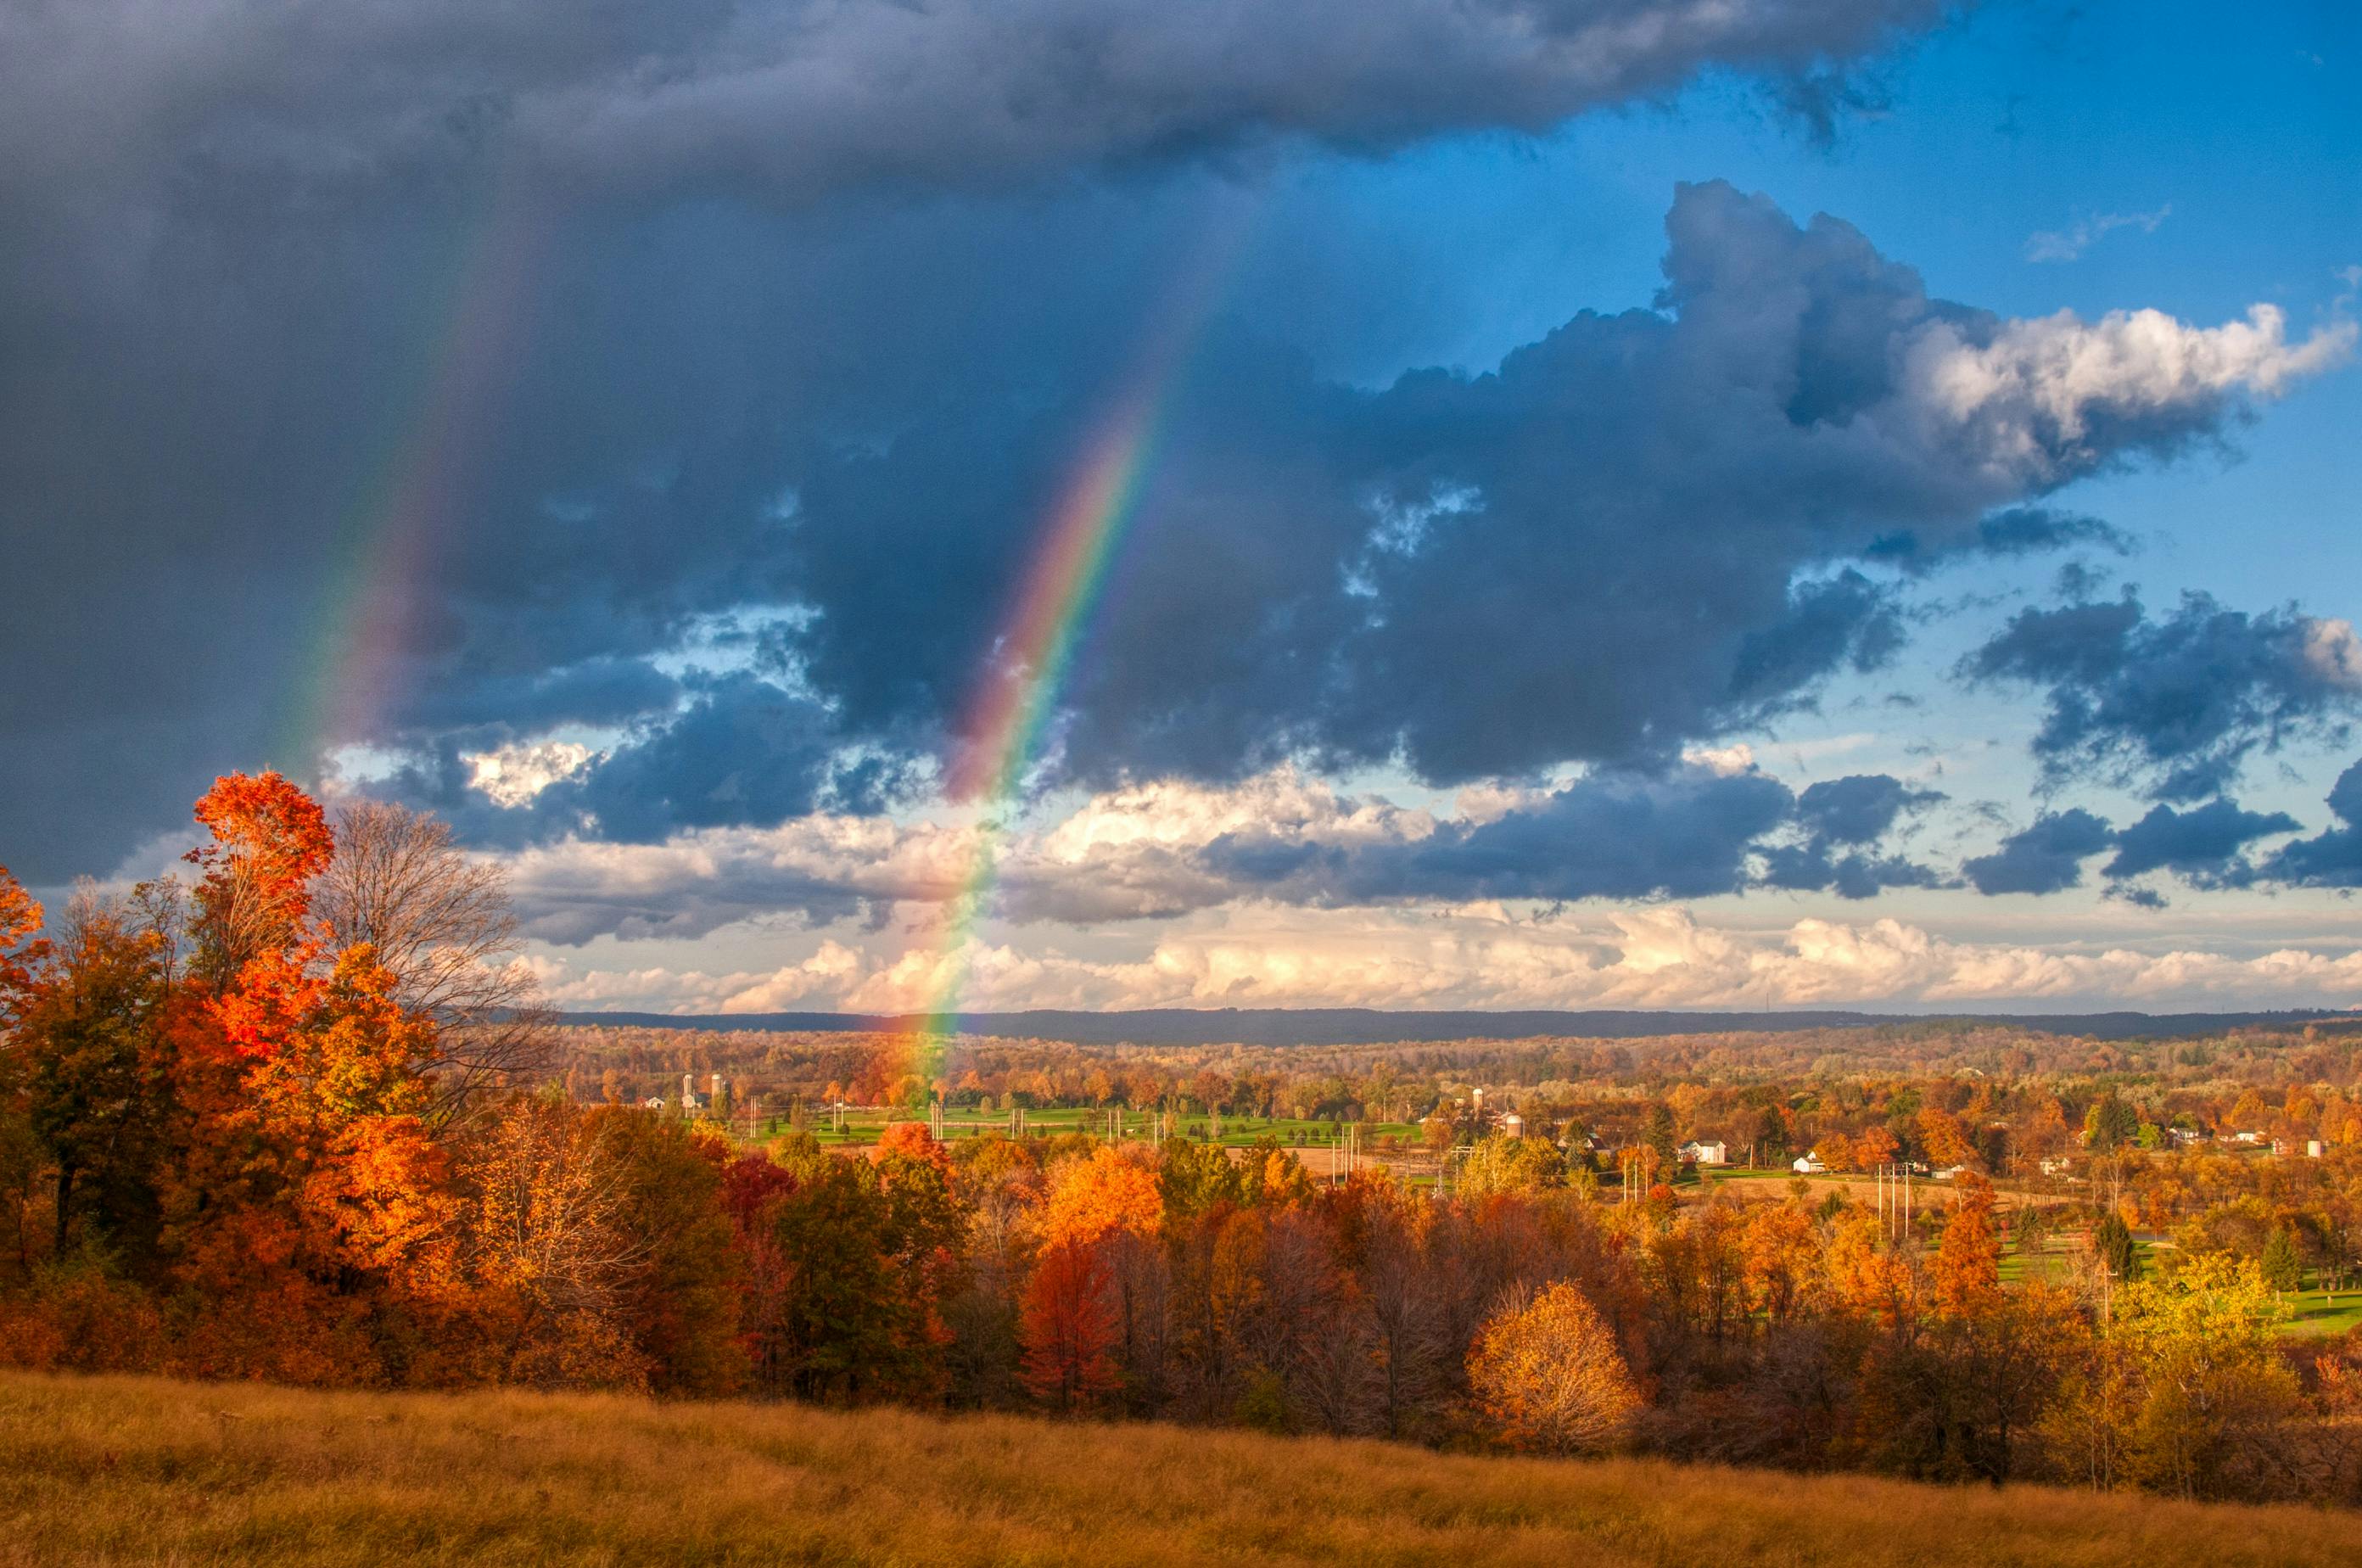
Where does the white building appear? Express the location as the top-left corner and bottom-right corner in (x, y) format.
(1681, 1140), (1729, 1166)
(1499, 1112), (1525, 1140)
(1792, 1151), (1827, 1175)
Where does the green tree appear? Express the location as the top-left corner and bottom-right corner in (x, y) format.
(593, 1108), (747, 1396)
(1644, 1103), (1679, 1168)
(2084, 1095), (2140, 1152)
(2093, 1211), (2141, 1284)
(731, 1140), (966, 1403)
(1157, 1137), (1246, 1221)
(15, 893), (175, 1265)
(2259, 1228), (2303, 1294)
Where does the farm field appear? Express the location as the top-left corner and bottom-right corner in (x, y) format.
(1, 1372), (2354, 1568)
(784, 1106), (1427, 1150)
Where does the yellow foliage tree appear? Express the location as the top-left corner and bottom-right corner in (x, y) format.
(1465, 1280), (1642, 1455)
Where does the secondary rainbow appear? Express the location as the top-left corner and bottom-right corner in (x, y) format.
(280, 181), (551, 770)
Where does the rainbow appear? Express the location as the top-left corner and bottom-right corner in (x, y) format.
(276, 165), (1240, 1100)
(280, 180), (552, 771)
(893, 231), (1246, 1090)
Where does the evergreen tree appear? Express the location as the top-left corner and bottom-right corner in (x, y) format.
(2083, 1095), (2140, 1151)
(2093, 1211), (2141, 1283)
(2260, 1228), (2303, 1294)
(1644, 1103), (1678, 1168)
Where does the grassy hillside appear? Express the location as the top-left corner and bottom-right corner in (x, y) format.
(0, 1373), (2348, 1567)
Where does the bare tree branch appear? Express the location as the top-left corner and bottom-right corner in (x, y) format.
(318, 800), (553, 1123)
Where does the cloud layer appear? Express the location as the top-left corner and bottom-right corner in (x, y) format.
(529, 904), (2362, 1016)
(496, 759), (1952, 948)
(1, 1), (1943, 209)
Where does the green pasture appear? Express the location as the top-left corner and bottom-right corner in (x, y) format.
(1996, 1234), (2163, 1286)
(2281, 1287), (2362, 1338)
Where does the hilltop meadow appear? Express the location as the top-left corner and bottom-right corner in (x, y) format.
(1, 1371), (2354, 1568)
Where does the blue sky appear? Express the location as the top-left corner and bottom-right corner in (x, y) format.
(5, 0), (2359, 1013)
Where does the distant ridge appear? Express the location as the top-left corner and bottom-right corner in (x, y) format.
(552, 1005), (2350, 1044)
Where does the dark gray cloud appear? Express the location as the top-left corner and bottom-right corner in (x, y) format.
(0, 1), (1942, 215)
(1961, 809), (2114, 895)
(392, 656), (681, 736)
(2102, 799), (2298, 888)
(0, 0), (1961, 882)
(1196, 763), (1943, 906)
(2265, 758), (2362, 888)
(1794, 772), (1941, 843)
(1963, 591), (2362, 802)
(1960, 782), (2331, 899)
(845, 182), (2337, 806)
(1759, 771), (1947, 898)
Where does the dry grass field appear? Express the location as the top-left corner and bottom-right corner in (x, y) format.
(0, 1371), (2350, 1567)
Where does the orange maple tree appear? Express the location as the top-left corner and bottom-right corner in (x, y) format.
(1934, 1172), (2002, 1316)
(1038, 1145), (1161, 1250)
(0, 865), (46, 1018)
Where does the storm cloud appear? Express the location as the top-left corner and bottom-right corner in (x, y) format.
(3, 2), (2354, 893)
(0, 1), (1944, 210)
(782, 183), (2352, 809)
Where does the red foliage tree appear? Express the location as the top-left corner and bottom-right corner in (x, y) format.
(1021, 1238), (1120, 1411)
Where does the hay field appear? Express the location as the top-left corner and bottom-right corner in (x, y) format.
(0, 1371), (2347, 1566)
